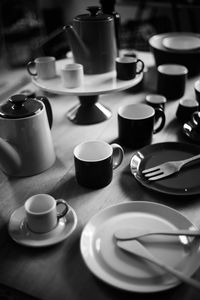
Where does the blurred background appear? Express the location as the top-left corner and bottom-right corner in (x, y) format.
(0, 0), (200, 68)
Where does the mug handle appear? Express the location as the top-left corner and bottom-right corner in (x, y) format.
(56, 199), (69, 219)
(27, 61), (37, 76)
(153, 107), (166, 134)
(136, 59), (145, 74)
(111, 143), (124, 170)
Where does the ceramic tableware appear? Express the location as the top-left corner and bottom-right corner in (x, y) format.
(116, 240), (200, 291)
(0, 94), (55, 177)
(64, 6), (117, 74)
(194, 79), (200, 104)
(183, 111), (200, 144)
(149, 32), (200, 76)
(74, 140), (124, 189)
(24, 194), (69, 233)
(130, 142), (200, 196)
(8, 202), (77, 247)
(145, 94), (166, 111)
(118, 103), (165, 148)
(80, 201), (200, 292)
(27, 56), (56, 79)
(116, 56), (144, 80)
(157, 64), (188, 100)
(176, 98), (199, 124)
(61, 63), (84, 88)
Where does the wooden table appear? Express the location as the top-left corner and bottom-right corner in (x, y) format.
(0, 52), (200, 300)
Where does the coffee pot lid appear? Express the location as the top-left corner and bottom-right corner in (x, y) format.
(0, 94), (43, 119)
(74, 6), (113, 22)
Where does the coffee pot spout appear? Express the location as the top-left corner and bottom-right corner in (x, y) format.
(0, 138), (21, 175)
(64, 25), (90, 65)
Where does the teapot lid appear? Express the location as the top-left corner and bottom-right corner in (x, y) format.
(75, 6), (113, 22)
(0, 94), (43, 119)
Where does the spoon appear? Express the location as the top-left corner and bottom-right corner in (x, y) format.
(117, 240), (200, 291)
(114, 227), (200, 241)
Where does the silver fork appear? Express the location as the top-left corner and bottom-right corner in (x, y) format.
(142, 153), (200, 181)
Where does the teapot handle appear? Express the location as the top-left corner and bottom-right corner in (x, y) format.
(36, 96), (53, 129)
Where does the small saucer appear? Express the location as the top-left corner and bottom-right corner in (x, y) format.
(8, 202), (77, 247)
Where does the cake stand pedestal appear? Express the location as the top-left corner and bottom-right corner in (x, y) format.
(32, 59), (143, 125)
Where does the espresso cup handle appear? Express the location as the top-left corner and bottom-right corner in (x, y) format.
(27, 61), (37, 76)
(111, 143), (124, 170)
(56, 199), (69, 219)
(136, 59), (145, 74)
(153, 107), (166, 134)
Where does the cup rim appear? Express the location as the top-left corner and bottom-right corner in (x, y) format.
(158, 64), (188, 75)
(146, 94), (167, 104)
(61, 63), (83, 71)
(118, 103), (155, 120)
(25, 194), (56, 215)
(116, 56), (136, 64)
(35, 56), (55, 63)
(74, 140), (112, 162)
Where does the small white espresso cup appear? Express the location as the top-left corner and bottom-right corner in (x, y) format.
(27, 56), (56, 79)
(61, 63), (84, 88)
(24, 194), (69, 233)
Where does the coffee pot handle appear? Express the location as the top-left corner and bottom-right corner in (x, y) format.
(36, 96), (53, 129)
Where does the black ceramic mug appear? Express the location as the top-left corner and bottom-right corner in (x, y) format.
(74, 141), (124, 189)
(116, 57), (144, 80)
(157, 64), (188, 100)
(118, 103), (166, 149)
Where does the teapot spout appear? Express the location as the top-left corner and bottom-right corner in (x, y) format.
(0, 138), (21, 176)
(64, 25), (90, 64)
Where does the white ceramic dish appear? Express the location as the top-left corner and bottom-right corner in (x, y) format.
(32, 58), (143, 96)
(8, 203), (77, 247)
(80, 201), (200, 293)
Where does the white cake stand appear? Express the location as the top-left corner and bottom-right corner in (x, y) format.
(32, 58), (143, 125)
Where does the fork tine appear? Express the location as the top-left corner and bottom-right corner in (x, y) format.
(144, 170), (163, 178)
(142, 166), (161, 174)
(147, 173), (170, 181)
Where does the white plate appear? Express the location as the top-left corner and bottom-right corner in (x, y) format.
(8, 203), (77, 247)
(162, 34), (200, 51)
(80, 201), (200, 293)
(32, 58), (143, 96)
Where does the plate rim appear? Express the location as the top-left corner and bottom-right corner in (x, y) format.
(130, 141), (200, 196)
(80, 201), (200, 293)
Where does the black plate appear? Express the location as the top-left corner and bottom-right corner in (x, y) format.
(130, 142), (200, 196)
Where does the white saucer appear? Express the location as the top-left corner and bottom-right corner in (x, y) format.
(8, 203), (77, 247)
(162, 34), (200, 52)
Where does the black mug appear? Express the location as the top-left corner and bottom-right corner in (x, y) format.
(157, 64), (188, 100)
(116, 57), (144, 80)
(74, 141), (124, 189)
(118, 104), (166, 149)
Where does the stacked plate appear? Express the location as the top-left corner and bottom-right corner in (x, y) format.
(149, 32), (200, 77)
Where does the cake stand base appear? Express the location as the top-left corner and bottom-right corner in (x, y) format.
(66, 95), (112, 125)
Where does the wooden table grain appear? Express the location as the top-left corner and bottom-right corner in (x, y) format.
(0, 52), (200, 300)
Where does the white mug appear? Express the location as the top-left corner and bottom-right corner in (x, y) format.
(27, 56), (56, 79)
(24, 194), (69, 233)
(61, 63), (84, 88)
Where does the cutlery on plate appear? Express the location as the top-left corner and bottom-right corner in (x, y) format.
(116, 240), (200, 291)
(114, 227), (200, 241)
(142, 153), (200, 181)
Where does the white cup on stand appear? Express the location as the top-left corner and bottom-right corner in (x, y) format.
(61, 63), (84, 88)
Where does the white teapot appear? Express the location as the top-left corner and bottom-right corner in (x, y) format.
(0, 94), (55, 176)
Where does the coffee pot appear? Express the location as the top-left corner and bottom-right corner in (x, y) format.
(0, 94), (55, 177)
(64, 6), (117, 74)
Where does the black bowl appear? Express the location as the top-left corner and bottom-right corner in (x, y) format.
(149, 33), (200, 77)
